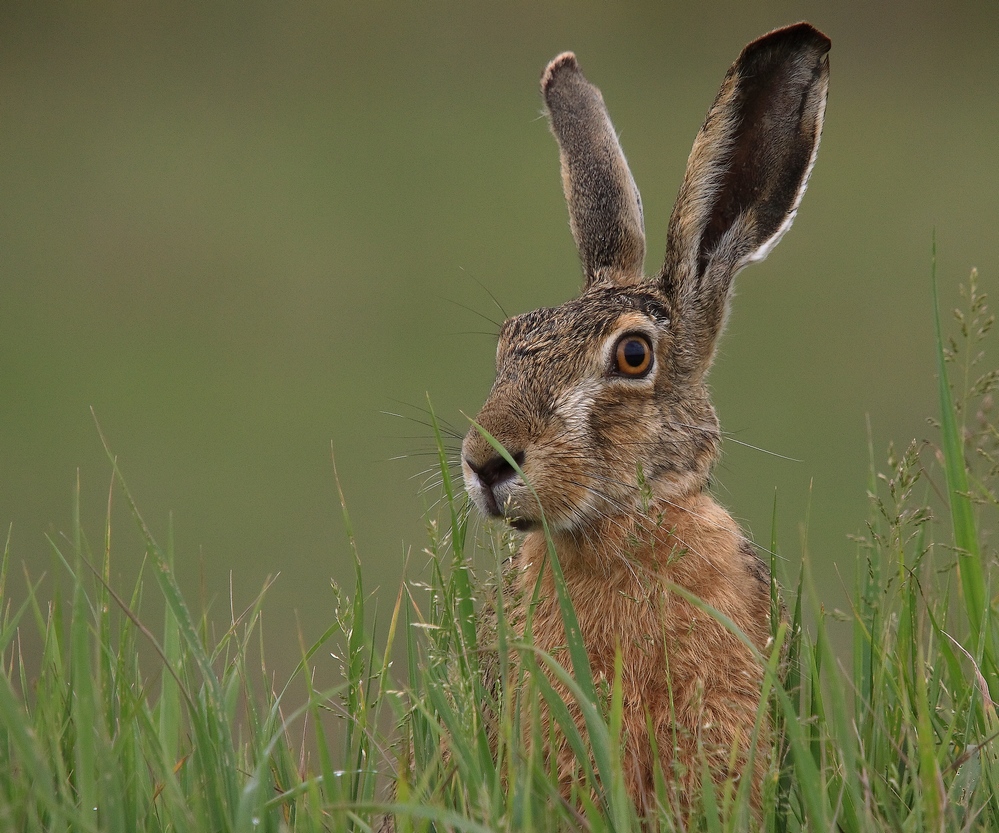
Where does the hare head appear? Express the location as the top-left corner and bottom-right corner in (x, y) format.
(462, 24), (830, 534)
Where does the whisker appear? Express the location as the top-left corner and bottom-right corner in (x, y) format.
(437, 293), (504, 331)
(382, 401), (466, 438)
(390, 450), (463, 462)
(721, 435), (801, 463)
(463, 271), (510, 321)
(381, 412), (465, 441)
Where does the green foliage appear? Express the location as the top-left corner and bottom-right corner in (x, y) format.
(2, 266), (999, 830)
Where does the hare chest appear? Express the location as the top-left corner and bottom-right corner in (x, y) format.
(503, 493), (773, 815)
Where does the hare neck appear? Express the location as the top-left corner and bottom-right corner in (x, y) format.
(520, 489), (744, 582)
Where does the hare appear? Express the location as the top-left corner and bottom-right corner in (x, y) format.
(461, 23), (830, 820)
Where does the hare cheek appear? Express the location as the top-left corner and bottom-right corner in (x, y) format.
(547, 382), (602, 516)
(553, 381), (599, 440)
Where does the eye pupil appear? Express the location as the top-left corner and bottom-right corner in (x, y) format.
(614, 335), (652, 376)
(622, 339), (645, 367)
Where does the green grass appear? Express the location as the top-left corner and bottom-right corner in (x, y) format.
(3, 265), (999, 831)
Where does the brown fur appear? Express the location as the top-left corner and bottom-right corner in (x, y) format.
(495, 494), (773, 817)
(456, 22), (829, 826)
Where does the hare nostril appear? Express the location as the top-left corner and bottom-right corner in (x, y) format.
(467, 450), (526, 489)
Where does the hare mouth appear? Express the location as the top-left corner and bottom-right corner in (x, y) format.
(487, 502), (537, 532)
(471, 482), (538, 531)
(486, 492), (537, 531)
(508, 515), (538, 532)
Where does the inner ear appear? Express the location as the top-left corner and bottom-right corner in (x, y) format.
(698, 69), (822, 277)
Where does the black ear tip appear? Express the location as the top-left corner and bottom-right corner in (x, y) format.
(541, 52), (580, 93)
(753, 22), (831, 55)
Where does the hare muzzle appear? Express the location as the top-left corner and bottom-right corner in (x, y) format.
(462, 443), (528, 525)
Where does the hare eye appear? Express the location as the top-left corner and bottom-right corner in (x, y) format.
(614, 335), (653, 377)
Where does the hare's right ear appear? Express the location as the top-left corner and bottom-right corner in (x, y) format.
(543, 53), (646, 289)
(661, 23), (830, 377)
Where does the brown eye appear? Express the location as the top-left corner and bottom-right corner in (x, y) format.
(614, 334), (653, 377)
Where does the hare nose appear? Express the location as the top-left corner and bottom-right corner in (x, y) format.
(466, 450), (526, 488)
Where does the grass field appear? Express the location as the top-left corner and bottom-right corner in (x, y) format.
(2, 265), (998, 831)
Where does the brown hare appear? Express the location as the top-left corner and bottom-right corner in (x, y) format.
(461, 23), (830, 820)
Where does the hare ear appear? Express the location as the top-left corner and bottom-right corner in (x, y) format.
(543, 53), (646, 288)
(660, 23), (830, 374)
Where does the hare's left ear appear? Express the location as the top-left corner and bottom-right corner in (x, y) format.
(661, 23), (830, 375)
(543, 53), (646, 288)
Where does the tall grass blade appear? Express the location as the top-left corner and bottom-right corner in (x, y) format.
(931, 243), (992, 686)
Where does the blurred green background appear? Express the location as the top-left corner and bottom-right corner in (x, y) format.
(2, 2), (998, 678)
